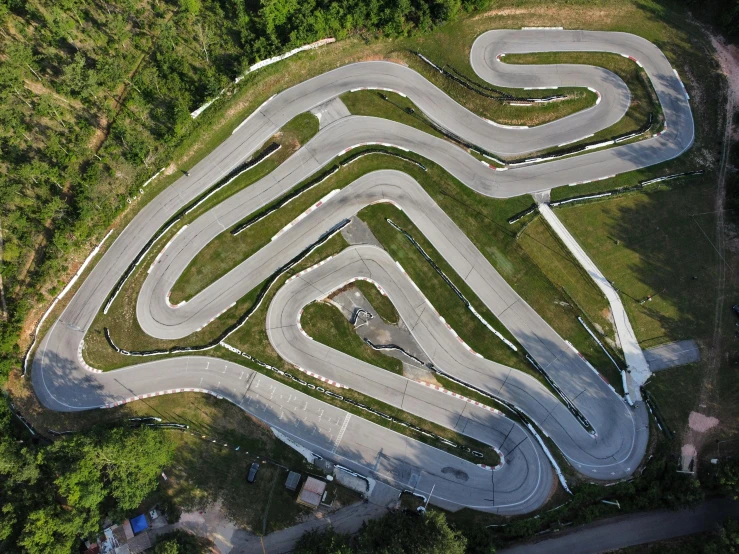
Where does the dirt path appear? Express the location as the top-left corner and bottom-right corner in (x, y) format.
(680, 34), (736, 472)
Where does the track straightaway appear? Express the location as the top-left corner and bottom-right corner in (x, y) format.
(32, 30), (690, 513)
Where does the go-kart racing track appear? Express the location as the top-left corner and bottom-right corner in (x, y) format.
(32, 30), (693, 515)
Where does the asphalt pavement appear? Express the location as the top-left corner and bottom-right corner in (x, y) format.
(500, 498), (739, 554)
(31, 30), (693, 515)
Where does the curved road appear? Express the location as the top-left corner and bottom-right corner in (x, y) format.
(32, 30), (691, 514)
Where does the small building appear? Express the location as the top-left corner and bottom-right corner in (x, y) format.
(297, 476), (326, 509)
(285, 471), (301, 491)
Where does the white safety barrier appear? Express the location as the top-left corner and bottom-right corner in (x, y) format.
(191, 38), (336, 119)
(22, 230), (114, 375)
(527, 423), (572, 494)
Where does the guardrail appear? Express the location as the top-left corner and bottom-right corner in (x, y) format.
(104, 220), (350, 356)
(550, 170), (704, 208)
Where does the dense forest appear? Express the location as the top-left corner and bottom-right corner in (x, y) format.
(0, 0), (489, 381)
(0, 400), (174, 552)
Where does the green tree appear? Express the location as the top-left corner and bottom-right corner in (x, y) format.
(707, 457), (739, 499)
(705, 517), (739, 553)
(356, 510), (466, 554)
(18, 507), (82, 554)
(294, 527), (353, 554)
(153, 530), (212, 554)
(179, 0), (201, 16)
(98, 427), (175, 510)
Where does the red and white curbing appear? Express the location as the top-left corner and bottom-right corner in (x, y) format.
(564, 340), (617, 394)
(272, 190), (339, 241)
(150, 225), (188, 275)
(286, 255), (337, 284)
(221, 341), (348, 389)
(195, 301), (237, 332)
(77, 340), (103, 374)
(419, 381), (501, 415)
(297, 308), (312, 340)
(349, 87), (407, 98)
(166, 291), (186, 309)
(103, 388), (223, 409)
(621, 54), (644, 69)
(295, 365), (348, 389)
(586, 87), (602, 105)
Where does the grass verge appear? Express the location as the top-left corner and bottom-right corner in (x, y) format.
(354, 280), (400, 324)
(504, 51), (661, 151)
(300, 301), (404, 375)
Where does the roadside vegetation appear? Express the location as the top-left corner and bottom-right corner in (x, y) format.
(1, 389), (363, 541)
(295, 509), (467, 554)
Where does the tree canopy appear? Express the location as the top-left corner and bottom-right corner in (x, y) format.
(0, 400), (174, 551)
(294, 509), (470, 554)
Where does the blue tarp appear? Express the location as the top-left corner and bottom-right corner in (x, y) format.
(130, 514), (149, 535)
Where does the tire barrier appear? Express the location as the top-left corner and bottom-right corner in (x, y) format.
(507, 205), (538, 225)
(508, 113), (655, 167)
(412, 51), (566, 104)
(386, 218), (518, 352)
(230, 148), (426, 236)
(641, 387), (674, 439)
(220, 343), (488, 461)
(377, 92), (507, 165)
(422, 362), (572, 494)
(525, 354), (594, 433)
(103, 142), (281, 314)
(363, 338), (426, 366)
(103, 220), (351, 356)
(550, 169), (704, 208)
(577, 316), (622, 373)
(350, 308), (374, 325)
(639, 169), (704, 186)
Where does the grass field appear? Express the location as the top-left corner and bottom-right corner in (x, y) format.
(354, 281), (399, 324)
(555, 182), (721, 348)
(551, 179), (739, 436)
(300, 301), (404, 375)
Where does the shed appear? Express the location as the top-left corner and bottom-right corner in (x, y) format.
(297, 477), (326, 508)
(130, 514), (149, 535)
(285, 471), (301, 491)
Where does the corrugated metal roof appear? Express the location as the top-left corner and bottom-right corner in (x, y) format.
(285, 471), (301, 491)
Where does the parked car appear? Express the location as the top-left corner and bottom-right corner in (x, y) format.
(247, 462), (260, 483)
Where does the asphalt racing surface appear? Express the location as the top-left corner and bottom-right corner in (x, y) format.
(32, 30), (692, 514)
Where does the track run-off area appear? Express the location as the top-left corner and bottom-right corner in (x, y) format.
(32, 30), (693, 515)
